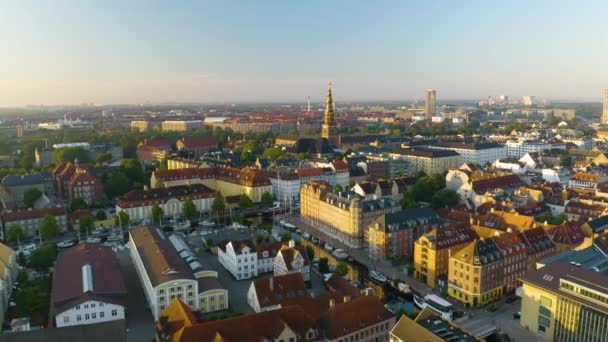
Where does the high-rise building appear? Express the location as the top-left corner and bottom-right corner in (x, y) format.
(602, 88), (608, 125)
(425, 89), (436, 118)
(16, 124), (23, 137)
(321, 82), (338, 145)
(523, 95), (536, 106)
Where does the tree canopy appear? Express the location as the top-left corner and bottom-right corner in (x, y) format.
(70, 198), (88, 212)
(212, 192), (226, 212)
(7, 224), (24, 243)
(238, 194), (253, 209)
(261, 191), (273, 206)
(334, 262), (349, 277)
(431, 189), (460, 209)
(151, 204), (164, 225)
(182, 197), (198, 221)
(40, 214), (60, 240)
(261, 146), (286, 161)
(29, 243), (58, 273)
(95, 210), (107, 220)
(115, 211), (130, 228)
(55, 147), (89, 164)
(23, 188), (42, 208)
(79, 214), (95, 234)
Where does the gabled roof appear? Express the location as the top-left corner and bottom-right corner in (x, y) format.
(51, 243), (127, 315)
(252, 273), (308, 308)
(277, 245), (309, 270)
(320, 295), (394, 339)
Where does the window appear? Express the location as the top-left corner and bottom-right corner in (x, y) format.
(77, 315), (82, 321)
(63, 316), (70, 323)
(159, 289), (165, 294)
(91, 303), (96, 308)
(540, 296), (552, 308)
(84, 304), (89, 309)
(159, 296), (165, 302)
(100, 312), (105, 318)
(111, 310), (118, 316)
(76, 305), (81, 310)
(85, 314), (90, 320)
(92, 313), (97, 319)
(539, 306), (551, 318)
(538, 316), (550, 328)
(187, 284), (193, 290)
(99, 303), (104, 307)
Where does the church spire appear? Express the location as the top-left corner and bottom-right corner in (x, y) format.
(324, 81), (335, 125)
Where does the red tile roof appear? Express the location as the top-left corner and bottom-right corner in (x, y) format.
(252, 273), (308, 308)
(51, 243), (127, 315)
(1, 206), (66, 221)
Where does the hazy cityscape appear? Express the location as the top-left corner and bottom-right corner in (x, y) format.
(1, 2), (608, 342)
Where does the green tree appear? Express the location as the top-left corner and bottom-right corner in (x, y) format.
(120, 158), (145, 184)
(400, 191), (418, 208)
(79, 214), (95, 234)
(297, 152), (312, 160)
(334, 262), (349, 277)
(333, 184), (343, 193)
(212, 192), (226, 213)
(7, 224), (25, 243)
(95, 210), (107, 220)
(281, 232), (292, 242)
(262, 146), (285, 161)
(40, 214), (60, 240)
(182, 197), (198, 221)
(23, 188), (42, 208)
(115, 211), (130, 228)
(305, 245), (315, 261)
(318, 258), (330, 273)
(431, 189), (460, 209)
(238, 194), (253, 209)
(55, 146), (89, 164)
(261, 191), (273, 206)
(28, 244), (58, 273)
(151, 204), (164, 225)
(70, 198), (88, 212)
(16, 252), (27, 266)
(95, 152), (113, 165)
(103, 170), (131, 198)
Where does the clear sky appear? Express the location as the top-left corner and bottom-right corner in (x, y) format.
(1, 0), (607, 106)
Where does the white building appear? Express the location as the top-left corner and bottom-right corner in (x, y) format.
(267, 172), (301, 206)
(312, 160), (350, 188)
(129, 226), (228, 320)
(428, 142), (507, 166)
(217, 240), (259, 280)
(51, 243), (126, 328)
(217, 240), (284, 280)
(506, 139), (549, 158)
(247, 273), (308, 313)
(116, 184), (214, 223)
(273, 242), (310, 281)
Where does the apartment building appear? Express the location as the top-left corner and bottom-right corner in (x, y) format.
(217, 240), (285, 280)
(116, 184), (215, 223)
(273, 242), (310, 281)
(368, 208), (447, 261)
(136, 139), (171, 164)
(389, 148), (462, 175)
(131, 120), (151, 132)
(52, 162), (103, 205)
(0, 243), (17, 329)
(247, 273), (307, 312)
(520, 262), (608, 341)
(129, 226), (228, 320)
(414, 224), (479, 291)
(175, 137), (217, 158)
(150, 167), (272, 203)
(428, 142), (507, 165)
(300, 181), (401, 248)
(0, 206), (68, 239)
(51, 243), (126, 328)
(506, 139), (549, 158)
(161, 120), (202, 132)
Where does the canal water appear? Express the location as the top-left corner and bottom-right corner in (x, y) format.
(301, 239), (417, 316)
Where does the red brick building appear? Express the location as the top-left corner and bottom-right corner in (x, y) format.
(176, 137), (217, 158)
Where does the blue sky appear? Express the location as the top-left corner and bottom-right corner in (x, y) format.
(0, 0), (607, 105)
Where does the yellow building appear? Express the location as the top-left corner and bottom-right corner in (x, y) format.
(448, 238), (504, 307)
(151, 167), (272, 203)
(414, 224), (479, 291)
(520, 261), (608, 341)
(167, 157), (203, 170)
(161, 120), (202, 132)
(131, 120), (150, 132)
(388, 148), (462, 175)
(300, 181), (401, 248)
(390, 308), (482, 342)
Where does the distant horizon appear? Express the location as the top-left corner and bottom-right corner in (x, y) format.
(1, 1), (607, 106)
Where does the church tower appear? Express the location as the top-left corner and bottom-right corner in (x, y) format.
(321, 82), (339, 146)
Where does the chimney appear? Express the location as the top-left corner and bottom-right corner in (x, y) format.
(490, 207), (495, 213)
(288, 240), (295, 248)
(329, 298), (335, 308)
(269, 277), (274, 291)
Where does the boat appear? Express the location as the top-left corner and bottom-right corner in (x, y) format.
(324, 243), (334, 252)
(332, 249), (348, 260)
(369, 270), (387, 284)
(302, 232), (311, 239)
(86, 237), (102, 244)
(413, 294), (454, 321)
(311, 236), (320, 244)
(347, 256), (354, 263)
(389, 280), (411, 294)
(56, 240), (75, 248)
(200, 220), (215, 228)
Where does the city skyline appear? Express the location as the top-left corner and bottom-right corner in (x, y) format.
(1, 1), (608, 106)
